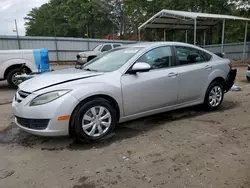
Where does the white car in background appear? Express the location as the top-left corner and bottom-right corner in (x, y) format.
(76, 43), (122, 64)
(0, 49), (50, 88)
(246, 64), (250, 81)
(0, 50), (37, 88)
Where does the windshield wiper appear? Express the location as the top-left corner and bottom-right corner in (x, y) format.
(83, 68), (98, 72)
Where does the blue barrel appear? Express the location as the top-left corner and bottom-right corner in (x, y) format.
(33, 48), (50, 71)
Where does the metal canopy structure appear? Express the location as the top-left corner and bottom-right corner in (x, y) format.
(138, 10), (250, 59)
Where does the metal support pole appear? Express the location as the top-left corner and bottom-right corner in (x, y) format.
(203, 30), (206, 48)
(112, 27), (114, 41)
(87, 39), (90, 50)
(15, 19), (21, 49)
(221, 19), (225, 53)
(243, 22), (248, 60)
(138, 29), (141, 41)
(185, 30), (188, 43)
(164, 29), (166, 41)
(53, 23), (59, 62)
(87, 25), (90, 50)
(194, 19), (197, 45)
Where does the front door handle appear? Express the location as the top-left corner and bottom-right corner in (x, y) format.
(168, 72), (178, 77)
(205, 65), (212, 70)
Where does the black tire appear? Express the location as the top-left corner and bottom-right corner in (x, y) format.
(6, 68), (22, 89)
(73, 98), (117, 143)
(247, 76), (250, 82)
(204, 81), (224, 111)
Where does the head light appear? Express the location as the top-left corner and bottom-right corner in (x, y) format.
(30, 90), (71, 106)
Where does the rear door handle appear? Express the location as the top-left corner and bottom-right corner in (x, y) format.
(168, 72), (178, 77)
(205, 65), (212, 70)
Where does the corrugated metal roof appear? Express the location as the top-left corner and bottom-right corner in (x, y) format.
(139, 9), (250, 30)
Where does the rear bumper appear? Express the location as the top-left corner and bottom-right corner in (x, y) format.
(246, 71), (250, 78)
(225, 69), (237, 92)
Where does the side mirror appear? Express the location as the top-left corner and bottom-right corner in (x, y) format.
(128, 62), (151, 74)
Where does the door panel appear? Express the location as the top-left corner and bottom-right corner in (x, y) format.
(175, 46), (213, 103)
(121, 69), (179, 116)
(121, 46), (179, 116)
(176, 64), (212, 103)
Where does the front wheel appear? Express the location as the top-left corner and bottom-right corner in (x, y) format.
(73, 98), (117, 142)
(6, 68), (22, 89)
(204, 81), (224, 110)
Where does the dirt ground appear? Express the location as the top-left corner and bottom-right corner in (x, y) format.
(0, 66), (250, 188)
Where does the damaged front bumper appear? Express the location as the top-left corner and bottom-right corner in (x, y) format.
(225, 69), (237, 92)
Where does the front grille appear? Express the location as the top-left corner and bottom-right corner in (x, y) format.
(18, 90), (31, 99)
(16, 116), (49, 130)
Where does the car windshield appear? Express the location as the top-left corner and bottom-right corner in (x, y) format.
(83, 47), (142, 72)
(93, 45), (102, 51)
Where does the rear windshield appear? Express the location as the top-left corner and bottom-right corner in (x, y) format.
(93, 45), (102, 51)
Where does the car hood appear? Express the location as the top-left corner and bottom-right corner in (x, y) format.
(19, 68), (103, 92)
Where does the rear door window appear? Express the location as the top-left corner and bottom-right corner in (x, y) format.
(175, 46), (212, 65)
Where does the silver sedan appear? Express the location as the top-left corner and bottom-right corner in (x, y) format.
(12, 42), (236, 142)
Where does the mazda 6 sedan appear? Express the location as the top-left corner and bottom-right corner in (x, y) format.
(12, 42), (236, 142)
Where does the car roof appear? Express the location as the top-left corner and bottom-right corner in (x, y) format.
(127, 42), (198, 48)
(125, 42), (214, 52)
(121, 42), (216, 57)
(98, 43), (122, 45)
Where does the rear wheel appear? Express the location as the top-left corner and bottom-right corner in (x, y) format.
(247, 76), (250, 82)
(204, 81), (224, 110)
(6, 68), (22, 89)
(73, 98), (117, 142)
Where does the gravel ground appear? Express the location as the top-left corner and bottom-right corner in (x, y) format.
(0, 66), (249, 188)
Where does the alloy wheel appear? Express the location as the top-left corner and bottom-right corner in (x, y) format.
(82, 106), (112, 137)
(11, 72), (21, 86)
(209, 86), (222, 107)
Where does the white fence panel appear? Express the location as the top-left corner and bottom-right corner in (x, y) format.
(0, 36), (249, 61)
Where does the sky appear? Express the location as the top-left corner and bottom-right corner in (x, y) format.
(0, 0), (48, 36)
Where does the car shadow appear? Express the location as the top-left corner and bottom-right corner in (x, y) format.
(240, 79), (250, 84)
(0, 100), (240, 151)
(0, 81), (13, 90)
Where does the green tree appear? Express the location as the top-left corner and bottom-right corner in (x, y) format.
(25, 0), (250, 43)
(25, 0), (115, 38)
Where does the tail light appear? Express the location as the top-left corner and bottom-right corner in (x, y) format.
(229, 61), (233, 69)
(248, 64), (250, 71)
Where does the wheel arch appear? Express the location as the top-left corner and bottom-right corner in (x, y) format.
(0, 58), (35, 79)
(69, 94), (120, 136)
(203, 77), (225, 110)
(203, 76), (226, 102)
(210, 77), (226, 89)
(4, 64), (32, 79)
